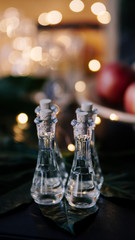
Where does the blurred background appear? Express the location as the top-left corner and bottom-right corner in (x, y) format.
(0, 0), (135, 152)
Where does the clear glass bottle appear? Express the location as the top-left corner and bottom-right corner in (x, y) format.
(80, 102), (104, 190)
(31, 109), (64, 205)
(35, 98), (68, 187)
(65, 111), (99, 208)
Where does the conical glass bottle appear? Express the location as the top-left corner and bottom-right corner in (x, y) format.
(31, 109), (64, 205)
(35, 98), (68, 187)
(65, 111), (99, 208)
(79, 102), (104, 190)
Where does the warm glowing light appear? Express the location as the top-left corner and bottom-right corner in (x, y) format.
(8, 51), (21, 64)
(69, 0), (84, 13)
(30, 46), (42, 61)
(0, 17), (19, 33)
(47, 10), (62, 25)
(75, 81), (86, 93)
(4, 7), (19, 18)
(88, 59), (101, 72)
(49, 46), (62, 61)
(16, 113), (28, 124)
(56, 35), (72, 48)
(110, 113), (119, 121)
(67, 143), (75, 152)
(95, 116), (101, 125)
(97, 11), (111, 24)
(38, 13), (49, 26)
(91, 2), (106, 15)
(13, 37), (32, 51)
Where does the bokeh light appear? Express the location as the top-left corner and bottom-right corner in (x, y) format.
(69, 0), (84, 13)
(67, 143), (75, 152)
(38, 12), (49, 26)
(91, 2), (106, 15)
(16, 113), (28, 124)
(13, 37), (32, 51)
(88, 59), (101, 72)
(95, 116), (101, 125)
(97, 11), (111, 24)
(75, 81), (86, 92)
(110, 113), (119, 121)
(47, 10), (62, 25)
(30, 46), (42, 61)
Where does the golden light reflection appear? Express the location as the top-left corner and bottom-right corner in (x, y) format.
(69, 0), (84, 13)
(13, 123), (28, 142)
(88, 59), (101, 72)
(38, 13), (49, 26)
(97, 11), (111, 24)
(110, 113), (119, 121)
(16, 113), (28, 124)
(30, 46), (42, 61)
(67, 143), (75, 152)
(75, 81), (86, 93)
(95, 116), (101, 125)
(47, 10), (62, 25)
(91, 2), (106, 15)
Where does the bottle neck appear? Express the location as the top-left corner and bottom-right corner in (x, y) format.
(37, 118), (56, 150)
(39, 133), (55, 150)
(74, 135), (91, 165)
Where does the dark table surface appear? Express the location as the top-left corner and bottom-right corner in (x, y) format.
(0, 195), (135, 240)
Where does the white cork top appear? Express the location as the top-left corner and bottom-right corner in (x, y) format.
(40, 109), (52, 120)
(76, 111), (88, 123)
(81, 102), (93, 112)
(40, 99), (51, 110)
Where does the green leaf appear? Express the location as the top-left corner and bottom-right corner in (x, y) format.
(39, 198), (98, 235)
(101, 173), (135, 200)
(99, 150), (135, 200)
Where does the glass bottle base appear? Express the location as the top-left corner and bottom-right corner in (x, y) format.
(31, 192), (64, 205)
(65, 195), (97, 208)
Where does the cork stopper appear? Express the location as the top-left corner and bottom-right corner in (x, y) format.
(81, 102), (93, 112)
(76, 111), (88, 123)
(40, 109), (52, 120)
(40, 99), (51, 110)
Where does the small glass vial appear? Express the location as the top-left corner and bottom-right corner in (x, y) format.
(31, 109), (64, 205)
(80, 102), (104, 190)
(65, 111), (99, 208)
(35, 98), (68, 187)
